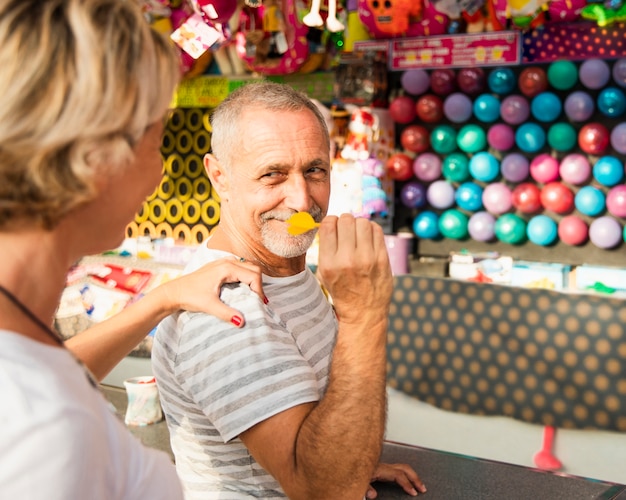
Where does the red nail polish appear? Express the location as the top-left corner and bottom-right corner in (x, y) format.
(231, 315), (243, 327)
(263, 296), (269, 304)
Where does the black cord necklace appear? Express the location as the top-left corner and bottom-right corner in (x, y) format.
(0, 284), (98, 388)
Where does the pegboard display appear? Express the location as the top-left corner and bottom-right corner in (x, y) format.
(126, 107), (218, 244)
(388, 58), (626, 267)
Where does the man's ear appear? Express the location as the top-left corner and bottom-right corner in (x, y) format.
(204, 153), (229, 199)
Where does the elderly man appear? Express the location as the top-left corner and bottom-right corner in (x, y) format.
(152, 82), (425, 500)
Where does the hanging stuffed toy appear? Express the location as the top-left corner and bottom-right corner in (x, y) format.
(341, 107), (379, 162)
(236, 0), (309, 74)
(303, 0), (346, 32)
(357, 0), (449, 38)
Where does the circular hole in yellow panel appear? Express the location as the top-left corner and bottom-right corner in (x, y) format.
(174, 177), (193, 202)
(176, 129), (193, 154)
(193, 130), (211, 155)
(191, 224), (210, 244)
(184, 155), (204, 179)
(192, 177), (211, 201)
(134, 201), (150, 223)
(164, 154), (183, 178)
(201, 198), (220, 226)
(203, 111), (212, 132)
(126, 221), (139, 238)
(147, 198), (167, 224)
(155, 222), (173, 239)
(165, 198), (183, 225)
(161, 129), (175, 155)
(158, 176), (175, 200)
(173, 223), (192, 244)
(168, 109), (185, 132)
(185, 108), (204, 131)
(183, 199), (201, 225)
(138, 221), (157, 238)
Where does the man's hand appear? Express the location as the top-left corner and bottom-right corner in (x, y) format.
(366, 463), (427, 498)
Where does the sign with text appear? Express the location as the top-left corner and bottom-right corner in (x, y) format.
(389, 31), (521, 70)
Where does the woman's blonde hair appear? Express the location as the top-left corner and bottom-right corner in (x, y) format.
(0, 0), (181, 229)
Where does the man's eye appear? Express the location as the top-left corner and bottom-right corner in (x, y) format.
(307, 167), (328, 179)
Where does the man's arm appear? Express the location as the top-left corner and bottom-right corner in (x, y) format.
(240, 214), (392, 500)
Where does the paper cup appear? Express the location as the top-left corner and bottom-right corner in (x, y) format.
(384, 233), (413, 275)
(123, 376), (162, 426)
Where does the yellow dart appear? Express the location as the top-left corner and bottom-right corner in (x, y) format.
(286, 212), (320, 235)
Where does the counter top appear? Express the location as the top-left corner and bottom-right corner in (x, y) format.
(102, 385), (626, 499)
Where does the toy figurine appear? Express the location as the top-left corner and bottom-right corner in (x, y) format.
(341, 107), (379, 161)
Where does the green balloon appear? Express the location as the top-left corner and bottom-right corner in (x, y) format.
(457, 124), (487, 153)
(439, 209), (469, 240)
(442, 153), (470, 182)
(547, 60), (578, 91)
(495, 214), (527, 244)
(547, 122), (576, 152)
(431, 125), (458, 154)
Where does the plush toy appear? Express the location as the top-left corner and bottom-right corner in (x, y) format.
(303, 0), (346, 32)
(358, 0), (449, 38)
(488, 0), (549, 29)
(341, 107), (379, 161)
(359, 157), (388, 219)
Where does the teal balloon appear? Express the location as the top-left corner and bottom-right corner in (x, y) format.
(547, 122), (576, 152)
(438, 209), (469, 239)
(547, 60), (578, 90)
(515, 123), (545, 153)
(442, 153), (470, 182)
(430, 125), (458, 154)
(495, 214), (527, 244)
(457, 124), (487, 153)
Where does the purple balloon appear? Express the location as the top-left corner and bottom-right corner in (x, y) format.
(564, 91), (595, 122)
(606, 185), (626, 217)
(589, 216), (622, 249)
(413, 153), (442, 181)
(500, 94), (530, 125)
(482, 183), (513, 215)
(500, 153), (530, 182)
(559, 153), (591, 185)
(443, 93), (474, 123)
(579, 59), (611, 89)
(426, 180), (456, 209)
(610, 122), (626, 154)
(468, 211), (496, 242)
(487, 123), (515, 151)
(612, 58), (626, 88)
(400, 181), (427, 209)
(401, 69), (430, 95)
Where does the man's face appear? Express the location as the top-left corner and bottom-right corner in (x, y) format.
(221, 108), (331, 259)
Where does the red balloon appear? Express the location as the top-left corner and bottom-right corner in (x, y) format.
(430, 69), (457, 96)
(540, 182), (574, 214)
(518, 66), (548, 98)
(457, 68), (486, 95)
(386, 153), (414, 181)
(511, 183), (543, 213)
(416, 94), (444, 123)
(578, 123), (610, 155)
(400, 125), (430, 153)
(389, 95), (417, 124)
(558, 215), (589, 246)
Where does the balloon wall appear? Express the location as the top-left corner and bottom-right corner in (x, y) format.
(389, 60), (626, 259)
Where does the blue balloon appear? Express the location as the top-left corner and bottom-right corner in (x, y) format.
(488, 67), (516, 95)
(575, 186), (606, 216)
(473, 94), (501, 122)
(412, 211), (440, 239)
(527, 215), (558, 246)
(469, 151), (500, 182)
(597, 87), (626, 118)
(593, 156), (624, 186)
(455, 182), (484, 211)
(515, 123), (546, 153)
(531, 92), (562, 122)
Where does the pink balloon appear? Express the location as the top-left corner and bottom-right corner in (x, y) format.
(606, 185), (626, 217)
(589, 216), (622, 249)
(558, 215), (588, 246)
(482, 183), (512, 214)
(413, 153), (442, 181)
(487, 123), (515, 151)
(530, 154), (560, 183)
(500, 95), (530, 125)
(559, 154), (591, 185)
(501, 153), (530, 182)
(426, 180), (456, 209)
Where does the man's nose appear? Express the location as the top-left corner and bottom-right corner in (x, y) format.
(284, 175), (313, 212)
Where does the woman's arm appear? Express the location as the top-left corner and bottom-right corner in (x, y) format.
(66, 257), (265, 381)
